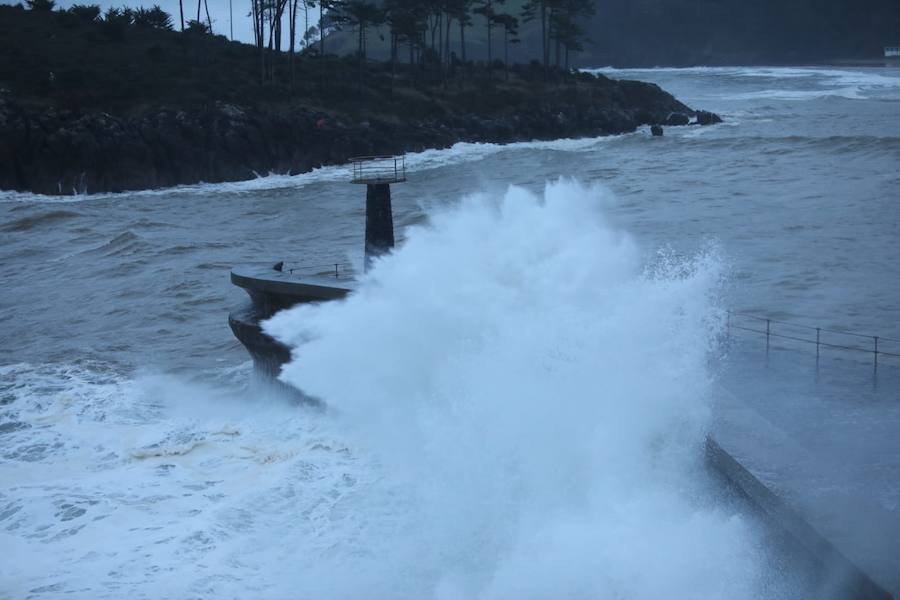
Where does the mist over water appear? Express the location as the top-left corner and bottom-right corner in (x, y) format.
(264, 180), (777, 598)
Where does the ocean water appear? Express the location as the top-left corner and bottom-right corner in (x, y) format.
(1, 67), (899, 598)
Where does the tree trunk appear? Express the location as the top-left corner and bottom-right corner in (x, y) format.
(444, 12), (452, 69)
(555, 33), (560, 68)
(289, 0), (297, 91)
(541, 3), (547, 69)
(319, 3), (324, 56)
(254, 0), (264, 83)
(486, 0), (492, 76)
(178, 0), (184, 31)
(430, 14), (437, 53)
(275, 14), (281, 52)
(318, 2), (325, 89)
(251, 0), (257, 44)
(358, 21), (363, 92)
(438, 12), (443, 67)
(504, 28), (509, 80)
(390, 32), (396, 100)
(460, 18), (466, 63)
(275, 0), (289, 52)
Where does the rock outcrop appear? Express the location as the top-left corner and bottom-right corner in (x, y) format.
(0, 78), (721, 195)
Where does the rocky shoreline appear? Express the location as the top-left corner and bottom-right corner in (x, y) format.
(0, 79), (720, 196)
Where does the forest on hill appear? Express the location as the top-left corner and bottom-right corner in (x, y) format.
(322, 0), (900, 66)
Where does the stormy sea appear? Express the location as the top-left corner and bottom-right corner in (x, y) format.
(2, 67), (899, 598)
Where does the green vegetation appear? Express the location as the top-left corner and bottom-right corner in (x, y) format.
(25, 0), (55, 11)
(240, 0), (593, 88)
(0, 2), (609, 119)
(318, 0), (593, 71)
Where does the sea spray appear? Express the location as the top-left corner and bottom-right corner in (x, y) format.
(265, 179), (774, 598)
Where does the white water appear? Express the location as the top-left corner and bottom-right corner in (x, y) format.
(0, 136), (616, 204)
(588, 66), (900, 101)
(263, 180), (780, 598)
(1, 181), (797, 598)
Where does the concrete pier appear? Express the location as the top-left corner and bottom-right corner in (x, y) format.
(228, 265), (355, 377)
(710, 346), (900, 599)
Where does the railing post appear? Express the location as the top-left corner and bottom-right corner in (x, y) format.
(334, 263), (339, 278)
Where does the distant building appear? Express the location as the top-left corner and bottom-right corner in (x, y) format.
(885, 46), (900, 58)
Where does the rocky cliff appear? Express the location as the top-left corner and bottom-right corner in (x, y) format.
(0, 77), (719, 195)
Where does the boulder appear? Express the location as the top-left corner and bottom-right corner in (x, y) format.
(695, 110), (723, 125)
(666, 112), (691, 126)
(650, 125), (664, 137)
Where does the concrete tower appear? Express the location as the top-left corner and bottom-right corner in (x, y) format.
(350, 155), (406, 269)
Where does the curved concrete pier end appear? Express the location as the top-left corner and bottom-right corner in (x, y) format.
(229, 155), (403, 379)
(228, 264), (355, 378)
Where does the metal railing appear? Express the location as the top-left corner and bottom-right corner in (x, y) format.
(349, 155), (407, 184)
(282, 261), (354, 279)
(727, 311), (900, 368)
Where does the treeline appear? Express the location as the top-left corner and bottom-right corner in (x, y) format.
(17, 0), (599, 92)
(4, 0), (612, 123)
(251, 0), (596, 80)
(23, 0), (212, 36)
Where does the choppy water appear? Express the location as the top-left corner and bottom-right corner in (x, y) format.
(1, 67), (899, 598)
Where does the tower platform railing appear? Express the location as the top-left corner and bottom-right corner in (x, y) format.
(350, 155), (407, 185)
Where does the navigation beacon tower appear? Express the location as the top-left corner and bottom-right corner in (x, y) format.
(350, 155), (406, 269)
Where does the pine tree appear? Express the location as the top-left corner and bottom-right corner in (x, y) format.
(473, 0), (507, 74)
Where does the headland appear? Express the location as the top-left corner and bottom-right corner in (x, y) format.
(0, 5), (720, 196)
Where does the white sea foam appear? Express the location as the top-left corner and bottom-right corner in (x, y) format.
(1, 181), (795, 598)
(0, 136), (615, 205)
(263, 179), (786, 598)
(588, 66), (900, 102)
(403, 136), (618, 174)
(723, 86), (866, 101)
(0, 363), (376, 598)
